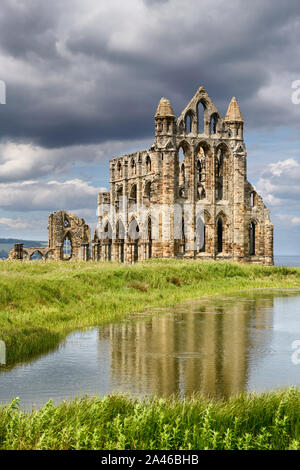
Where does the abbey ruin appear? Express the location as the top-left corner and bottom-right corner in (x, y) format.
(94, 87), (273, 265)
(9, 87), (273, 265)
(9, 210), (90, 261)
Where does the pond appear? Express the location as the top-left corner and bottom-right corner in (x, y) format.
(1, 289), (300, 410)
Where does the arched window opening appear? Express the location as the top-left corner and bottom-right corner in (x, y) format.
(178, 143), (191, 190)
(131, 158), (136, 175)
(197, 159), (202, 183)
(216, 149), (224, 201)
(196, 218), (205, 253)
(116, 186), (123, 211)
(63, 235), (72, 260)
(181, 163), (185, 181)
(148, 217), (152, 259)
(116, 219), (125, 241)
(116, 219), (125, 263)
(196, 145), (206, 183)
(30, 251), (43, 261)
(249, 221), (256, 256)
(104, 221), (112, 240)
(146, 156), (152, 173)
(117, 162), (122, 178)
(181, 217), (186, 254)
(103, 222), (112, 261)
(128, 218), (139, 241)
(46, 250), (54, 261)
(128, 218), (139, 263)
(144, 181), (151, 202)
(185, 112), (193, 133)
(210, 113), (218, 134)
(197, 185), (206, 200)
(129, 184), (137, 207)
(179, 187), (185, 198)
(217, 218), (223, 254)
(179, 147), (184, 163)
(250, 192), (256, 207)
(197, 100), (206, 133)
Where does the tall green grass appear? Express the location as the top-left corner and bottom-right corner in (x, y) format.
(1, 388), (300, 449)
(0, 259), (299, 365)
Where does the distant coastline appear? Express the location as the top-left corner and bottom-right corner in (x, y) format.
(275, 256), (300, 267)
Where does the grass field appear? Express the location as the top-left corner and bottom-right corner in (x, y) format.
(1, 388), (300, 450)
(0, 258), (300, 366)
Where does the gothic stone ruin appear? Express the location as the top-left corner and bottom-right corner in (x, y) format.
(9, 87), (273, 265)
(9, 210), (90, 261)
(94, 86), (273, 265)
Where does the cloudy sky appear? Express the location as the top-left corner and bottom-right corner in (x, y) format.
(0, 0), (299, 254)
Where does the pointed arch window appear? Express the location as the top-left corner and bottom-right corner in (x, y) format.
(146, 156), (152, 173)
(30, 251), (43, 261)
(181, 217), (186, 254)
(117, 162), (122, 178)
(210, 113), (218, 134)
(196, 217), (205, 253)
(216, 149), (224, 201)
(131, 159), (136, 175)
(217, 218), (223, 253)
(197, 100), (206, 133)
(197, 159), (202, 182)
(116, 186), (123, 211)
(116, 219), (125, 263)
(185, 112), (193, 133)
(144, 181), (151, 202)
(181, 163), (185, 180)
(249, 221), (256, 256)
(129, 184), (137, 207)
(63, 235), (72, 260)
(103, 222), (112, 261)
(128, 218), (140, 263)
(148, 217), (152, 259)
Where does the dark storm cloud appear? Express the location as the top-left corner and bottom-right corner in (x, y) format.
(0, 0), (300, 150)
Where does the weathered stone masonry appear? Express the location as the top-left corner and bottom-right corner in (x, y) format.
(94, 87), (273, 265)
(9, 210), (91, 261)
(9, 87), (273, 265)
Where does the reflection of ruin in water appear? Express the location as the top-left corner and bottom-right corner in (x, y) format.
(98, 295), (274, 399)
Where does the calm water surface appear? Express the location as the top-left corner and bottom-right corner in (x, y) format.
(1, 289), (300, 410)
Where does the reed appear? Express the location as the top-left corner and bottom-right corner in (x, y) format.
(0, 388), (300, 450)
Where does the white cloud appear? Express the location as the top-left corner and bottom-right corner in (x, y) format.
(268, 158), (299, 177)
(256, 158), (300, 208)
(0, 138), (152, 182)
(0, 179), (106, 211)
(277, 214), (300, 226)
(0, 217), (33, 229)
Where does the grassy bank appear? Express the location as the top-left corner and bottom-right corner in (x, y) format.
(0, 388), (300, 450)
(0, 259), (300, 365)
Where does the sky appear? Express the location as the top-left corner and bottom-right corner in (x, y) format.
(0, 0), (299, 254)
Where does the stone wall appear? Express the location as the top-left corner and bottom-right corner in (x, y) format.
(9, 210), (91, 261)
